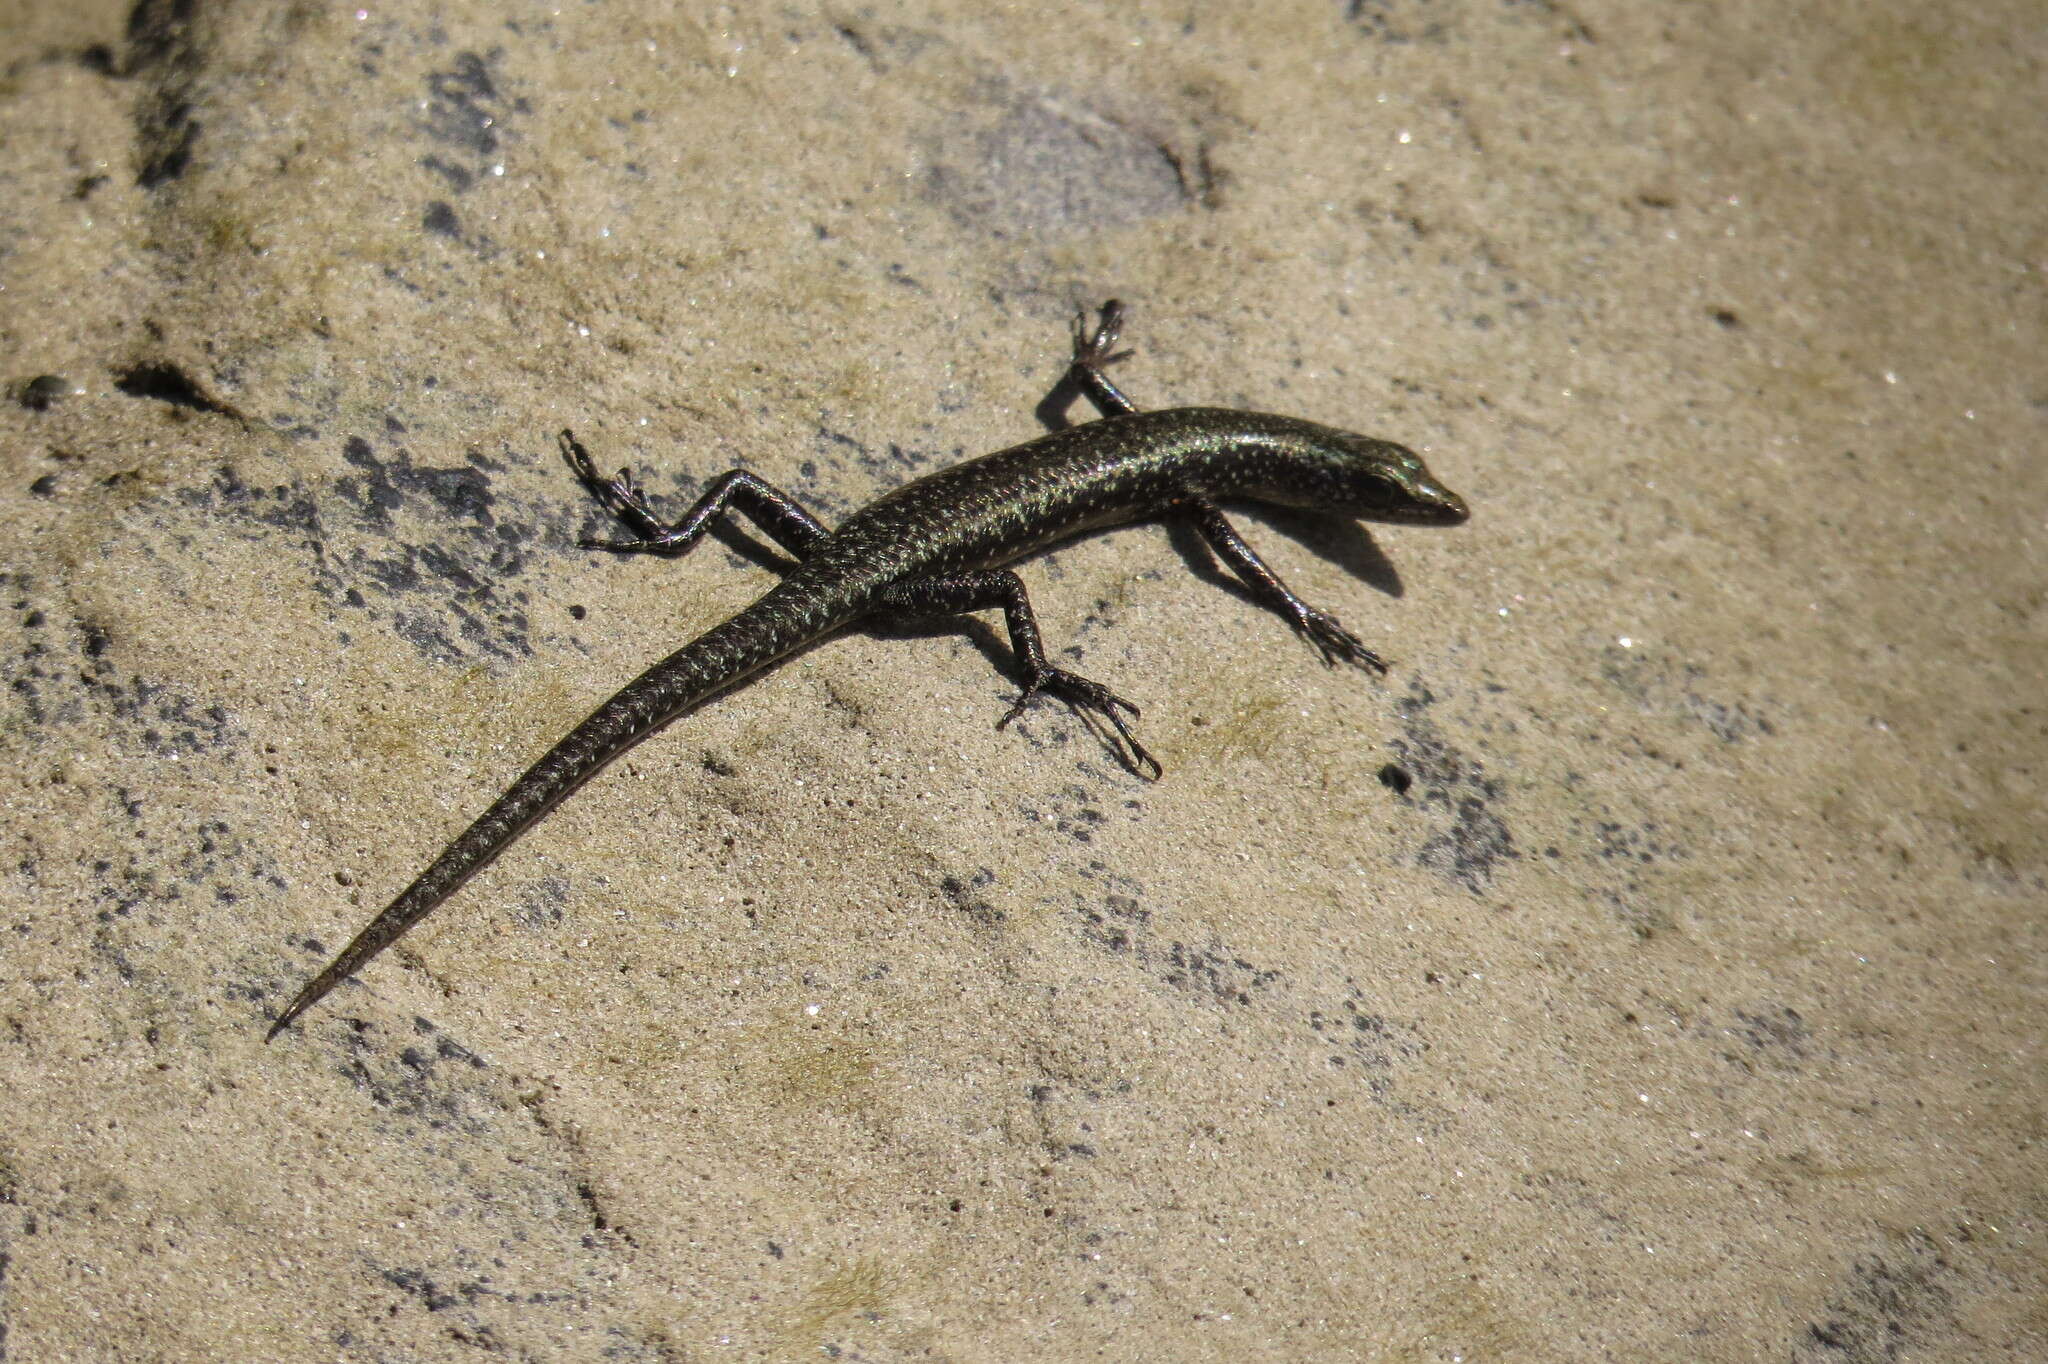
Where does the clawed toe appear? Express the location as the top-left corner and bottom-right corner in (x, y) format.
(1000, 667), (1160, 779)
(1072, 300), (1134, 371)
(1297, 609), (1387, 673)
(581, 533), (672, 553)
(560, 431), (607, 492)
(562, 428), (685, 551)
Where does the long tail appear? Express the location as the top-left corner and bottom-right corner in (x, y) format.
(268, 599), (831, 1038)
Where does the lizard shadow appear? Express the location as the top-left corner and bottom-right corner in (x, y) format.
(1166, 508), (1404, 603)
(1031, 370), (1104, 435)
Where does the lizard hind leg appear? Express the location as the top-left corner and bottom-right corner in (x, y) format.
(998, 664), (1159, 780)
(559, 429), (831, 560)
(1068, 300), (1140, 418)
(880, 568), (1162, 780)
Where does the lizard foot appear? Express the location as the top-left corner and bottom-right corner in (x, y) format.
(1292, 606), (1389, 673)
(560, 429), (687, 552)
(1001, 665), (1161, 780)
(1072, 299), (1134, 373)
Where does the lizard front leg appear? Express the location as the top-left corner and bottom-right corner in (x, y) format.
(1058, 308), (1386, 673)
(1182, 496), (1387, 672)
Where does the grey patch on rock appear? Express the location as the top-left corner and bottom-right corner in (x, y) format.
(1345, 0), (1595, 48)
(1015, 782), (1110, 844)
(1713, 1003), (1812, 1074)
(1161, 940), (1279, 1007)
(420, 200), (461, 237)
(926, 96), (1194, 237)
(331, 1013), (496, 1133)
(418, 49), (522, 162)
(1306, 983), (1427, 1099)
(1071, 885), (1148, 956)
(514, 875), (571, 930)
(1793, 1229), (1956, 1363)
(412, 48), (529, 256)
(324, 433), (543, 664)
(123, 0), (210, 187)
(939, 867), (1003, 930)
(1386, 683), (1518, 892)
(1063, 865), (1278, 1007)
(1343, 0), (1455, 45)
(164, 433), (585, 670)
(4, 590), (247, 759)
(1599, 643), (1777, 744)
(808, 420), (955, 504)
(1573, 814), (1683, 938)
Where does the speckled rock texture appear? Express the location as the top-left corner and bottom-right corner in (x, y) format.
(1, 2), (2041, 1359)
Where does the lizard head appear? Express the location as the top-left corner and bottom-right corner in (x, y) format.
(1339, 435), (1468, 524)
(1260, 424), (1469, 525)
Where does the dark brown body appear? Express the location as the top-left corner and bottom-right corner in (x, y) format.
(269, 311), (1467, 1037)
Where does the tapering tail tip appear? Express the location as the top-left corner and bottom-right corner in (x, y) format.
(264, 1000), (304, 1043)
(265, 974), (333, 1042)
